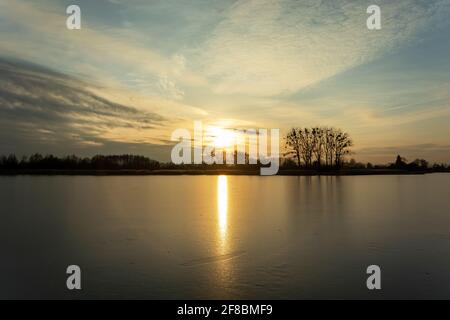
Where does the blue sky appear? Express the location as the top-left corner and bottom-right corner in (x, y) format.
(0, 0), (449, 163)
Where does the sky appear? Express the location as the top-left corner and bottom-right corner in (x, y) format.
(0, 0), (449, 164)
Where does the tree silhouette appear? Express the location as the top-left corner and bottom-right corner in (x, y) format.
(0, 154), (160, 171)
(285, 127), (353, 169)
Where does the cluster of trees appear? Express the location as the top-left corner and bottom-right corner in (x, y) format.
(341, 156), (448, 171)
(0, 154), (160, 170)
(431, 163), (449, 171)
(391, 155), (429, 171)
(285, 127), (353, 168)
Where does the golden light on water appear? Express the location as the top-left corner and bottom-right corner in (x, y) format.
(218, 175), (228, 237)
(216, 175), (231, 290)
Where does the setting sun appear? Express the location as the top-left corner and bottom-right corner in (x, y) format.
(207, 126), (237, 150)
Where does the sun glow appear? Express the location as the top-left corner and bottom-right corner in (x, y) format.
(207, 126), (237, 150)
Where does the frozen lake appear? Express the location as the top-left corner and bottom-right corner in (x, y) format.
(1, 174), (449, 299)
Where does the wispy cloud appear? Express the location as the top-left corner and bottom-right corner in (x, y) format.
(0, 58), (172, 156)
(197, 0), (450, 96)
(0, 1), (205, 99)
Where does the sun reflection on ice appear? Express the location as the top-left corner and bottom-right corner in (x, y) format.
(218, 175), (228, 240)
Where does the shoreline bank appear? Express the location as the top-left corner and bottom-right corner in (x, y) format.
(0, 169), (444, 176)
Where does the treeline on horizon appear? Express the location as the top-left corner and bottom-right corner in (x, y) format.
(0, 154), (160, 171)
(0, 126), (448, 172)
(0, 153), (448, 172)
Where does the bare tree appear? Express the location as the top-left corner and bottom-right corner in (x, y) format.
(312, 127), (325, 167)
(323, 127), (334, 167)
(286, 128), (302, 167)
(285, 126), (353, 169)
(333, 129), (353, 167)
(301, 128), (314, 168)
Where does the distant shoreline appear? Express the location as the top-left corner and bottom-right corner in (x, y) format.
(0, 169), (446, 176)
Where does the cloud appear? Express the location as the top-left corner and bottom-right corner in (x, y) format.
(0, 1), (206, 100)
(197, 0), (450, 96)
(0, 57), (174, 159)
(158, 76), (185, 100)
(355, 143), (450, 164)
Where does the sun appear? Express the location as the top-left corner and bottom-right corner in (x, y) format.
(207, 126), (236, 149)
